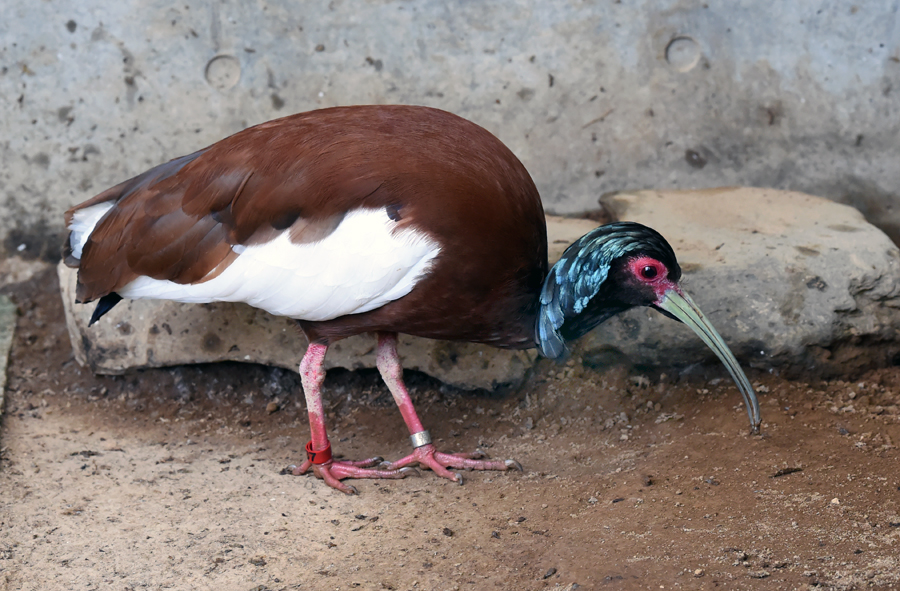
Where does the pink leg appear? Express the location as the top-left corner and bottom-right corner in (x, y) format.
(300, 343), (329, 450)
(290, 342), (414, 494)
(375, 332), (522, 484)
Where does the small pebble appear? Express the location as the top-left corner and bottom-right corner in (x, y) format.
(830, 498), (840, 505)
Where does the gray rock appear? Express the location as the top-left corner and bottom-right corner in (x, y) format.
(59, 215), (598, 390)
(582, 188), (900, 375)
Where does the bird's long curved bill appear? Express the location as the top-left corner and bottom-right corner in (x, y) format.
(656, 289), (761, 433)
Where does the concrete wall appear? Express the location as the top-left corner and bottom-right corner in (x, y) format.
(2, 0), (899, 261)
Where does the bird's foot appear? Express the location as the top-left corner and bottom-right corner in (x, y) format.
(379, 443), (523, 484)
(290, 456), (417, 495)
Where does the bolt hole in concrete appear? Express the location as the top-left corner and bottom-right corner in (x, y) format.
(665, 36), (701, 72)
(205, 55), (241, 90)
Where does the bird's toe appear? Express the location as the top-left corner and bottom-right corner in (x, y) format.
(287, 462), (312, 476)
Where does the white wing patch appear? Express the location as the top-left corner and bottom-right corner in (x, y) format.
(68, 202), (115, 260)
(117, 208), (442, 321)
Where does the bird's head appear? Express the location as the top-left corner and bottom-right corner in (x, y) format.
(536, 222), (760, 432)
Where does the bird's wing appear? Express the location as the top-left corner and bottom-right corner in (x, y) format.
(66, 137), (442, 323)
(66, 128), (390, 304)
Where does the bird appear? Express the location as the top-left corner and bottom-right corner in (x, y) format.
(64, 104), (761, 494)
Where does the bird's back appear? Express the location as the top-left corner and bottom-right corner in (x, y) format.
(66, 105), (548, 349)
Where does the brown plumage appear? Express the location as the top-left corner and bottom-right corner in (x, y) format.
(66, 105), (547, 348)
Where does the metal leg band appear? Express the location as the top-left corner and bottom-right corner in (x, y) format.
(409, 430), (432, 448)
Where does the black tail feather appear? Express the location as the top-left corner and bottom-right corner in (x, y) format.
(89, 293), (123, 326)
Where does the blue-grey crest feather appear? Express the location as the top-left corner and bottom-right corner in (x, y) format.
(535, 222), (677, 358)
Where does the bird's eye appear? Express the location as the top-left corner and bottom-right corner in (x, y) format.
(641, 265), (658, 279)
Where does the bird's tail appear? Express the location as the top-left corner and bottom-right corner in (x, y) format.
(62, 200), (124, 323)
(62, 201), (115, 268)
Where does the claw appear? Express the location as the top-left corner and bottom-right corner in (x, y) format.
(505, 459), (524, 472)
(298, 463), (312, 475)
(292, 460), (313, 476)
(453, 472), (464, 485)
(398, 467), (420, 477)
(471, 449), (487, 460)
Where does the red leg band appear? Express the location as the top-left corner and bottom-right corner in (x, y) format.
(306, 440), (333, 464)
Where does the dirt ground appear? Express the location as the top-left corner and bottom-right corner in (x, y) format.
(1, 267), (899, 591)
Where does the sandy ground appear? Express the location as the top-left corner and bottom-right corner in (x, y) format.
(1, 268), (900, 591)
